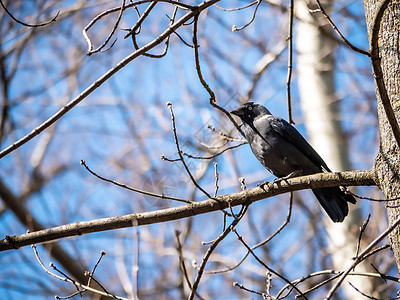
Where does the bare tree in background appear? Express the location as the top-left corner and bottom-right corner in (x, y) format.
(296, 0), (379, 298)
(0, 1), (398, 299)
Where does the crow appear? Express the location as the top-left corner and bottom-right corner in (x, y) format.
(231, 102), (356, 222)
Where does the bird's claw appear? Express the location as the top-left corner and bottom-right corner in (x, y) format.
(257, 181), (269, 188)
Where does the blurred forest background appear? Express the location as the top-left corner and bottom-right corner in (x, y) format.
(0, 0), (397, 299)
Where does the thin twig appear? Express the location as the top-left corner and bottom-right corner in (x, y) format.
(124, 1), (157, 39)
(214, 1), (258, 12)
(166, 102), (212, 199)
(231, 226), (308, 299)
(233, 281), (267, 298)
(348, 282), (400, 300)
(86, 250), (106, 288)
(354, 214), (371, 260)
(188, 205), (249, 300)
(180, 142), (247, 160)
(277, 266), (399, 299)
(32, 245), (128, 299)
(92, 0), (125, 55)
(191, 13), (246, 138)
(314, 0), (370, 56)
(80, 160), (192, 204)
(213, 162), (219, 197)
(345, 189), (400, 202)
(207, 192), (293, 274)
(286, 0), (295, 124)
(231, 0), (262, 32)
(0, 0), (59, 27)
(175, 231), (205, 300)
(325, 215), (400, 300)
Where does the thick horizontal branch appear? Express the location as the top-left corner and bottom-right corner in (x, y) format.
(0, 170), (376, 251)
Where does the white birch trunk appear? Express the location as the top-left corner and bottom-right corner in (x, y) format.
(295, 1), (375, 298)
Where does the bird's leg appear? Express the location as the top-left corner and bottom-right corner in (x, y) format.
(273, 170), (303, 184)
(257, 170), (303, 188)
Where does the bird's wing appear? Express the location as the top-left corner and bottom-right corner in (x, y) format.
(269, 116), (331, 172)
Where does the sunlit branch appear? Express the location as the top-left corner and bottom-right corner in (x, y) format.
(0, 169), (375, 251)
(0, 0), (220, 159)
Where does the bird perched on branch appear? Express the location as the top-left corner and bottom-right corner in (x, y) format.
(230, 102), (356, 222)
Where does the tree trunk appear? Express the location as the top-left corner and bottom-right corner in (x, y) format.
(364, 0), (400, 272)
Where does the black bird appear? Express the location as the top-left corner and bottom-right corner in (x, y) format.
(230, 102), (356, 222)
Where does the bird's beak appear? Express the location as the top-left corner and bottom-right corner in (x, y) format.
(230, 108), (243, 117)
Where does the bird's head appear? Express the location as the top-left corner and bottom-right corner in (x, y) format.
(230, 102), (271, 123)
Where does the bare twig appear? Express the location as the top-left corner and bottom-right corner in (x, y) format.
(214, 1), (259, 12)
(0, 0), (59, 27)
(207, 192), (293, 275)
(191, 13), (246, 138)
(124, 1), (157, 39)
(80, 160), (191, 204)
(345, 189), (400, 202)
(325, 215), (400, 299)
(166, 102), (212, 199)
(278, 266), (399, 299)
(213, 162), (219, 197)
(233, 281), (267, 298)
(32, 245), (128, 300)
(83, 3), (126, 55)
(313, 0), (370, 56)
(231, 226), (308, 299)
(286, 0), (295, 124)
(85, 250), (106, 288)
(88, 0), (125, 55)
(231, 0), (262, 32)
(188, 205), (249, 300)
(175, 231), (205, 300)
(354, 214), (371, 260)
(180, 142), (247, 160)
(348, 282), (400, 300)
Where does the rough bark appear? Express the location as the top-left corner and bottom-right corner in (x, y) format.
(364, 0), (400, 272)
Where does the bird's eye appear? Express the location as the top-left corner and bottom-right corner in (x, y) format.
(248, 106), (252, 111)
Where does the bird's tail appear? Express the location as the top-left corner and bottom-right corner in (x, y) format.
(311, 187), (357, 223)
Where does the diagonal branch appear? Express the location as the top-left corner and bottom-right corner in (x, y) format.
(325, 214), (400, 299)
(0, 0), (220, 160)
(0, 169), (375, 251)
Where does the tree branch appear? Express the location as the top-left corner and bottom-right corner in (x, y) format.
(0, 0), (220, 160)
(325, 214), (400, 299)
(0, 170), (375, 251)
